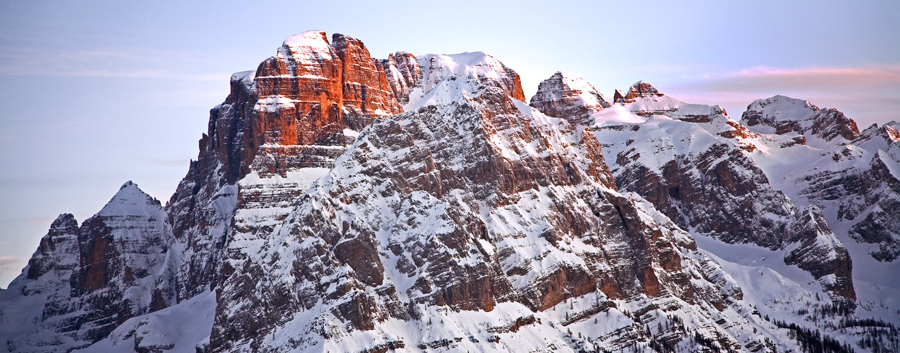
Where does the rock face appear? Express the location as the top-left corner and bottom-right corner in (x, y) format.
(3, 31), (899, 353)
(382, 51), (421, 106)
(740, 96), (900, 264)
(332, 33), (402, 130)
(529, 72), (611, 125)
(795, 124), (900, 263)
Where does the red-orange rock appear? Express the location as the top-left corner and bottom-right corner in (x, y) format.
(332, 33), (402, 130)
(253, 31), (345, 148)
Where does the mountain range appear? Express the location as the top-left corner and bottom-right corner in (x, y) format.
(1, 31), (898, 353)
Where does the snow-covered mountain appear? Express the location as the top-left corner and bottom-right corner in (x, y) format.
(1, 31), (897, 353)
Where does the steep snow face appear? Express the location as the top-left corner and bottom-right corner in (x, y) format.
(588, 93), (855, 300)
(529, 72), (611, 126)
(0, 182), (175, 353)
(741, 95), (860, 147)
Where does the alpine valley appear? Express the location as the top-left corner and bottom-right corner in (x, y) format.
(1, 31), (898, 353)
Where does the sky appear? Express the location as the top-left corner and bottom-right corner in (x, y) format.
(0, 0), (898, 287)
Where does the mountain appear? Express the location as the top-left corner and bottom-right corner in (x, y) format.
(1, 31), (898, 353)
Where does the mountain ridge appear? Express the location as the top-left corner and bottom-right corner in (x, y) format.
(1, 31), (898, 353)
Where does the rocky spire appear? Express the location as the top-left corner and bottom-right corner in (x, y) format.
(529, 71), (610, 126)
(613, 89), (626, 104)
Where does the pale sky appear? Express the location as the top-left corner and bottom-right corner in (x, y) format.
(1, 0), (898, 287)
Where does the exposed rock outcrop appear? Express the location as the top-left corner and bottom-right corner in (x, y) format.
(529, 72), (610, 125)
(623, 80), (663, 102)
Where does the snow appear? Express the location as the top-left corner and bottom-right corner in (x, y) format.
(342, 128), (360, 138)
(591, 104), (646, 124)
(253, 95), (295, 112)
(282, 30), (331, 49)
(403, 52), (522, 111)
(877, 149), (900, 180)
(98, 181), (164, 218)
(75, 290), (217, 353)
(230, 70), (256, 89)
(628, 95), (683, 115)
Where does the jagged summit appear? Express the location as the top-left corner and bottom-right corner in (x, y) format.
(529, 71), (610, 125)
(741, 95), (860, 145)
(623, 80), (663, 102)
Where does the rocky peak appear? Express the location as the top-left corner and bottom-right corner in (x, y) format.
(741, 95), (860, 144)
(613, 89), (626, 104)
(98, 181), (163, 218)
(24, 214), (79, 282)
(2, 181), (174, 351)
(382, 51), (421, 106)
(255, 30), (344, 148)
(529, 71), (610, 126)
(623, 80), (663, 102)
(210, 80), (753, 352)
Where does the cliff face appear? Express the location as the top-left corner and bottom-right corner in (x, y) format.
(332, 33), (403, 130)
(2, 31), (898, 353)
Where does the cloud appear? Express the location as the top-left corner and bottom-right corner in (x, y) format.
(666, 65), (900, 127)
(0, 45), (232, 81)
